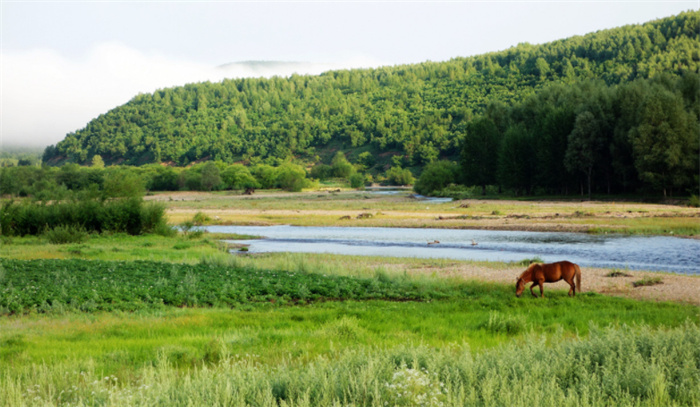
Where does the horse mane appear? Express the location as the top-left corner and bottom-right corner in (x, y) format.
(518, 263), (539, 282)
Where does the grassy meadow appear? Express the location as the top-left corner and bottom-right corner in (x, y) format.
(1, 193), (699, 406)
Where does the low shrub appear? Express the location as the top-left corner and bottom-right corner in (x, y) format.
(192, 211), (211, 226)
(606, 270), (632, 277)
(633, 276), (663, 287)
(43, 225), (89, 244)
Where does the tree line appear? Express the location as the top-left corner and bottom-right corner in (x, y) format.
(0, 156), (405, 199)
(450, 72), (699, 199)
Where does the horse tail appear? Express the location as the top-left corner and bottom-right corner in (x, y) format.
(575, 264), (582, 294)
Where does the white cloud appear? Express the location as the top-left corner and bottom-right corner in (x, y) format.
(1, 42), (382, 148)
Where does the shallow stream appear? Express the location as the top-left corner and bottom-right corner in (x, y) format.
(205, 225), (700, 275)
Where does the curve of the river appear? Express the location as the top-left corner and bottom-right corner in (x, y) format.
(205, 225), (700, 275)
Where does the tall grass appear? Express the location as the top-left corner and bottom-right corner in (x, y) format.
(1, 323), (697, 406)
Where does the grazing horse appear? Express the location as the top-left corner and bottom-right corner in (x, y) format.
(515, 261), (581, 298)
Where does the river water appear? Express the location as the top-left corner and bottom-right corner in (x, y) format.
(205, 225), (700, 275)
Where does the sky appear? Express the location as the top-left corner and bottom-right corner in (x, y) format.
(1, 1), (698, 149)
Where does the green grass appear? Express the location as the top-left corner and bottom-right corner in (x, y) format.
(0, 258), (696, 374)
(0, 232), (251, 263)
(1, 319), (698, 406)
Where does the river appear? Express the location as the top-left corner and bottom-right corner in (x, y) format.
(204, 225), (700, 275)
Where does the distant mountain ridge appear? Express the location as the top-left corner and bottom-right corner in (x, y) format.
(44, 11), (700, 168)
(218, 61), (308, 69)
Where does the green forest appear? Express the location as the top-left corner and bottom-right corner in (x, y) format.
(37, 11), (700, 197)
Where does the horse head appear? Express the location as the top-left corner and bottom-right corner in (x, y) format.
(515, 277), (526, 297)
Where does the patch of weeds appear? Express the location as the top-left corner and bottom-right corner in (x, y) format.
(515, 257), (543, 266)
(480, 311), (526, 335)
(192, 212), (211, 226)
(66, 245), (89, 256)
(43, 225), (88, 244)
(689, 195), (700, 208)
(606, 270), (632, 278)
(491, 210), (503, 216)
(632, 277), (663, 287)
(173, 242), (192, 250)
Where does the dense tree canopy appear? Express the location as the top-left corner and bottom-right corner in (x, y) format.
(458, 73), (699, 198)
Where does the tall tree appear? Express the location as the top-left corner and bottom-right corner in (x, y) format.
(461, 117), (501, 195)
(565, 111), (607, 199)
(629, 85), (699, 197)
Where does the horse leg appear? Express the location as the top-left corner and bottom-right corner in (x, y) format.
(530, 282), (538, 297)
(567, 278), (576, 297)
(539, 279), (545, 298)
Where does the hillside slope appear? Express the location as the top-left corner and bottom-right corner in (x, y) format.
(44, 11), (699, 168)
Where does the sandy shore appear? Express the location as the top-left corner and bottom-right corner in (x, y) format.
(397, 262), (700, 306)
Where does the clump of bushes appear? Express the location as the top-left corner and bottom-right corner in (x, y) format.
(413, 160), (459, 196)
(0, 198), (169, 237)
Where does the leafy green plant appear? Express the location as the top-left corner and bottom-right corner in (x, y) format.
(0, 258), (462, 314)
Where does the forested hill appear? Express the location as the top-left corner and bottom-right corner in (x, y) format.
(44, 11), (699, 168)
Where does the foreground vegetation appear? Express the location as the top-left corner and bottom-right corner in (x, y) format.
(1, 251), (698, 405)
(1, 322), (698, 406)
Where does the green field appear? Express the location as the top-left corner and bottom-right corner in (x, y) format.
(1, 223), (699, 405)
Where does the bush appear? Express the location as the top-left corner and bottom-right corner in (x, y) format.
(275, 163), (307, 192)
(413, 161), (459, 196)
(349, 173), (366, 188)
(689, 195), (700, 208)
(386, 167), (415, 186)
(221, 165), (260, 190)
(310, 164), (333, 181)
(192, 211), (211, 226)
(43, 225), (88, 244)
(0, 197), (168, 237)
(331, 152), (355, 179)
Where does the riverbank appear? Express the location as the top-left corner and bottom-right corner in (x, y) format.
(225, 252), (700, 306)
(148, 190), (700, 237)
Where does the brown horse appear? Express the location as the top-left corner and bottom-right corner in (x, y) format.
(515, 261), (582, 298)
